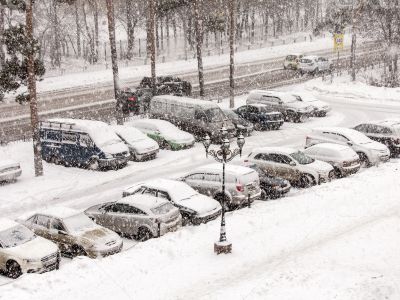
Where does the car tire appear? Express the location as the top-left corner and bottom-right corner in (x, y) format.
(87, 158), (99, 171)
(334, 167), (343, 178)
(357, 152), (370, 168)
(137, 227), (153, 242)
(254, 123), (263, 131)
(299, 174), (315, 188)
(50, 155), (62, 165)
(6, 260), (22, 279)
(71, 245), (87, 257)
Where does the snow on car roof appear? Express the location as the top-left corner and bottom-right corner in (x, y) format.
(44, 118), (108, 133)
(368, 119), (400, 128)
(129, 118), (177, 129)
(313, 127), (360, 136)
(0, 218), (19, 232)
(195, 163), (255, 175)
(302, 55), (318, 59)
(252, 146), (297, 155)
(118, 194), (168, 211)
(249, 90), (297, 102)
(152, 95), (218, 108)
(306, 143), (352, 152)
(35, 206), (80, 219)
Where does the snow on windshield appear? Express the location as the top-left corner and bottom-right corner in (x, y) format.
(151, 202), (175, 215)
(290, 151), (315, 165)
(205, 108), (225, 122)
(63, 213), (97, 234)
(0, 225), (35, 248)
(90, 126), (123, 148)
(169, 183), (198, 201)
(114, 127), (146, 143)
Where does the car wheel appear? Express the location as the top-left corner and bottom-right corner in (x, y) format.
(254, 123), (263, 131)
(137, 227), (153, 242)
(50, 155), (62, 165)
(71, 245), (87, 257)
(314, 68), (319, 75)
(6, 261), (22, 279)
(87, 158), (99, 171)
(334, 167), (343, 179)
(299, 174), (315, 188)
(260, 189), (270, 201)
(357, 152), (370, 168)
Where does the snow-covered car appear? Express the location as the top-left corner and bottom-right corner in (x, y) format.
(181, 164), (262, 209)
(283, 53), (304, 70)
(122, 179), (221, 225)
(298, 55), (331, 74)
(85, 195), (182, 241)
(127, 119), (195, 151)
(293, 92), (331, 117)
(246, 90), (314, 123)
(245, 147), (334, 187)
(303, 143), (361, 178)
(222, 109), (254, 136)
(234, 104), (284, 131)
(305, 127), (390, 167)
(20, 207), (123, 258)
(0, 219), (60, 278)
(354, 119), (400, 157)
(112, 125), (159, 161)
(0, 158), (22, 183)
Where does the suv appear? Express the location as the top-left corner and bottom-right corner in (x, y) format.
(292, 92), (331, 117)
(298, 56), (331, 74)
(0, 219), (60, 278)
(245, 147), (334, 187)
(222, 109), (254, 137)
(305, 127), (390, 167)
(180, 163), (261, 209)
(283, 54), (303, 70)
(246, 90), (314, 123)
(234, 104), (284, 131)
(354, 119), (400, 157)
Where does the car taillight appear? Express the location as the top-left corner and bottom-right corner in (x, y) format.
(236, 184), (244, 192)
(343, 161), (351, 167)
(128, 96), (137, 102)
(244, 159), (249, 163)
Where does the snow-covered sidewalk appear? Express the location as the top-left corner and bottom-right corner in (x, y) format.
(1, 160), (399, 300)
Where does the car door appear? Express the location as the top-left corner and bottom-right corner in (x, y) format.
(102, 203), (133, 234)
(202, 173), (221, 197)
(269, 154), (299, 181)
(48, 218), (75, 252)
(252, 153), (277, 176)
(29, 214), (52, 240)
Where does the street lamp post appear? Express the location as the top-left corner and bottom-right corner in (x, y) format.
(202, 128), (245, 254)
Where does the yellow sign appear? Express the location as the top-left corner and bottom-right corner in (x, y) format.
(334, 33), (344, 51)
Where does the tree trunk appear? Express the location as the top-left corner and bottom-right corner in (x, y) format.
(74, 1), (81, 58)
(0, 5), (4, 66)
(147, 0), (157, 95)
(51, 0), (61, 67)
(93, 0), (99, 62)
(105, 0), (123, 125)
(194, 0), (205, 97)
(229, 0), (235, 108)
(126, 0), (134, 60)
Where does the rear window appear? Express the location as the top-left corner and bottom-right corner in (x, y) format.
(300, 59), (312, 63)
(237, 171), (259, 184)
(151, 202), (175, 215)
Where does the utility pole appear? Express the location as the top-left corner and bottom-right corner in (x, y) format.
(350, 0), (356, 81)
(229, 0), (235, 108)
(194, 0), (205, 98)
(105, 0), (123, 124)
(148, 0), (157, 95)
(26, 0), (44, 177)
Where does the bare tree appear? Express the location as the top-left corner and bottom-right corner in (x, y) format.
(194, 0), (205, 97)
(229, 0), (235, 108)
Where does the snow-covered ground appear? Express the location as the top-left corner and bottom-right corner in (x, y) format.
(1, 77), (400, 299)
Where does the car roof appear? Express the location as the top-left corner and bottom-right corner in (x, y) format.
(129, 119), (176, 128)
(0, 218), (20, 231)
(34, 207), (81, 219)
(117, 194), (169, 211)
(246, 103), (269, 108)
(305, 143), (351, 152)
(302, 55), (319, 59)
(312, 127), (358, 136)
(364, 119), (400, 128)
(127, 178), (191, 194)
(252, 146), (297, 155)
(152, 95), (217, 108)
(195, 163), (255, 175)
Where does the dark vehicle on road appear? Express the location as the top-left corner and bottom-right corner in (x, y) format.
(139, 76), (192, 97)
(354, 119), (400, 157)
(234, 104), (284, 131)
(222, 109), (254, 137)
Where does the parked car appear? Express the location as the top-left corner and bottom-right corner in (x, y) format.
(120, 88), (141, 115)
(85, 194), (182, 241)
(40, 119), (130, 170)
(0, 219), (60, 278)
(20, 207), (123, 258)
(149, 95), (236, 141)
(222, 109), (254, 137)
(298, 55), (331, 74)
(245, 147), (334, 187)
(0, 158), (22, 183)
(305, 127), (390, 167)
(112, 125), (159, 161)
(246, 90), (314, 123)
(122, 179), (221, 225)
(234, 104), (284, 131)
(293, 92), (331, 117)
(127, 119), (195, 150)
(180, 164), (261, 209)
(241, 162), (291, 199)
(139, 76), (192, 97)
(354, 119), (400, 157)
(283, 53), (304, 70)
(303, 143), (361, 178)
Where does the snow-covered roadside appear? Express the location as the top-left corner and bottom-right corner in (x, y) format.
(1, 160), (399, 300)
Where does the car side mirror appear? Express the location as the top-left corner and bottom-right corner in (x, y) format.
(289, 161), (296, 166)
(347, 141), (353, 146)
(278, 101), (283, 105)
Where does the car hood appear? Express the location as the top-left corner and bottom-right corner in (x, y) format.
(0, 159), (19, 170)
(100, 142), (129, 155)
(130, 139), (159, 153)
(301, 159), (333, 174)
(2, 236), (58, 260)
(177, 194), (221, 215)
(164, 131), (195, 144)
(362, 141), (389, 152)
(287, 101), (314, 111)
(308, 100), (330, 109)
(78, 227), (120, 247)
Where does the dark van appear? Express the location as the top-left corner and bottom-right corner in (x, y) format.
(40, 118), (130, 170)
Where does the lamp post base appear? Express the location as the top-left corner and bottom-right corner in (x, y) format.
(214, 241), (232, 254)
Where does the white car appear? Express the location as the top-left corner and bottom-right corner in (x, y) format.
(283, 53), (304, 70)
(0, 219), (60, 278)
(123, 178), (221, 225)
(298, 56), (331, 74)
(245, 147), (334, 187)
(303, 143), (361, 177)
(305, 127), (390, 167)
(0, 158), (22, 183)
(293, 92), (331, 117)
(127, 119), (195, 151)
(112, 125), (159, 161)
(20, 207), (123, 258)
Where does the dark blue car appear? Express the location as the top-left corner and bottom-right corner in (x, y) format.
(235, 104), (284, 131)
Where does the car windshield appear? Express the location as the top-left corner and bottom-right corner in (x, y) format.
(170, 184), (198, 201)
(151, 202), (175, 215)
(290, 151), (315, 165)
(0, 225), (36, 248)
(295, 94), (317, 102)
(63, 213), (97, 234)
(91, 127), (123, 147)
(223, 110), (239, 121)
(118, 128), (146, 143)
(286, 55), (297, 61)
(347, 131), (373, 144)
(258, 106), (272, 114)
(205, 108), (225, 122)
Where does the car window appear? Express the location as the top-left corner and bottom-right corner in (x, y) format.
(142, 188), (158, 197)
(237, 106), (247, 114)
(35, 215), (50, 229)
(44, 130), (60, 142)
(254, 153), (271, 161)
(157, 191), (170, 200)
(204, 173), (220, 182)
(269, 154), (291, 164)
(79, 134), (93, 147)
(49, 219), (66, 232)
(354, 124), (367, 132)
(186, 173), (204, 180)
(62, 132), (78, 145)
(262, 96), (280, 103)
